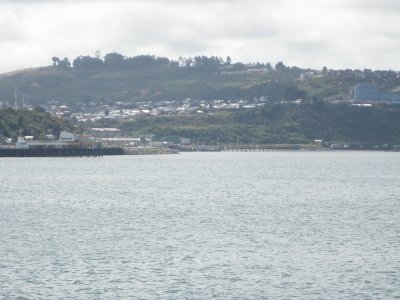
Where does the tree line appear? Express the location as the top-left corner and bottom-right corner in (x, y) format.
(50, 52), (290, 72)
(51, 52), (228, 71)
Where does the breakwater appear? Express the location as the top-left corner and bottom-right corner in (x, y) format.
(123, 147), (179, 155)
(0, 147), (179, 157)
(0, 147), (124, 157)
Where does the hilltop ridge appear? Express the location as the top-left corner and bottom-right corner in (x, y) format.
(0, 52), (399, 109)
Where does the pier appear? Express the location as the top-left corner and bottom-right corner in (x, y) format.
(223, 144), (325, 152)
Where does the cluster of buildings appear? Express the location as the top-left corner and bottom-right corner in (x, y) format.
(50, 98), (268, 123)
(300, 68), (400, 81)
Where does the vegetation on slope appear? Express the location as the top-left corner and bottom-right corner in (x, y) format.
(0, 107), (73, 139)
(0, 53), (311, 106)
(92, 103), (400, 145)
(1, 103), (399, 145)
(1, 52), (399, 108)
(0, 66), (305, 107)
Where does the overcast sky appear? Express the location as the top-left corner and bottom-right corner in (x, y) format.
(1, 0), (400, 73)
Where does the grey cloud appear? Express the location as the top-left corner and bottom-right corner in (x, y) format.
(1, 0), (400, 72)
(0, 23), (25, 42)
(284, 40), (330, 53)
(347, 0), (400, 12)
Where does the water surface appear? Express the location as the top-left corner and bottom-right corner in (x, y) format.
(0, 152), (399, 299)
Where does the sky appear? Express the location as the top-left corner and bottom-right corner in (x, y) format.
(1, 0), (400, 73)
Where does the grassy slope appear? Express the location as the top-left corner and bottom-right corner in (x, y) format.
(0, 66), (303, 106)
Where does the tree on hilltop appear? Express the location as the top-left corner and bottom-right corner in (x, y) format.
(52, 56), (60, 66)
(51, 57), (71, 69)
(73, 55), (104, 69)
(275, 61), (287, 71)
(58, 58), (71, 69)
(103, 52), (126, 69)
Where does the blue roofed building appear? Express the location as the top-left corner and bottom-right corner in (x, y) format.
(352, 83), (400, 104)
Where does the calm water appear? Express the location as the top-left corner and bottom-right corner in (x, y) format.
(0, 152), (399, 299)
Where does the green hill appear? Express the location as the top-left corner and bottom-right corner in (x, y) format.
(0, 67), (305, 107)
(0, 107), (73, 139)
(1, 53), (399, 107)
(0, 55), (309, 107)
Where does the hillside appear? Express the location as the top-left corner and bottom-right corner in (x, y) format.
(0, 66), (307, 107)
(94, 103), (400, 145)
(1, 53), (400, 109)
(0, 107), (73, 139)
(2, 103), (400, 145)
